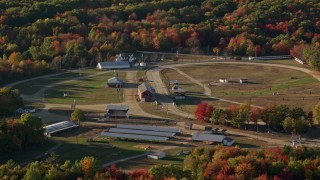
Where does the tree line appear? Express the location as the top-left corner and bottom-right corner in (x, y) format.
(1, 0), (320, 85)
(0, 113), (45, 153)
(183, 145), (320, 180)
(1, 145), (319, 179)
(0, 87), (23, 116)
(194, 101), (320, 136)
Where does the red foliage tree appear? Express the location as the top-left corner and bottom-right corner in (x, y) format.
(194, 102), (214, 122)
(290, 44), (308, 58)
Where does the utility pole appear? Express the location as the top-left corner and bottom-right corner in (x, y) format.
(255, 45), (257, 58)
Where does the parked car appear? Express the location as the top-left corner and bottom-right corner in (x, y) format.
(235, 57), (242, 60)
(23, 106), (37, 113)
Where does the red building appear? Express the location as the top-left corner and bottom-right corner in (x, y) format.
(138, 83), (155, 102)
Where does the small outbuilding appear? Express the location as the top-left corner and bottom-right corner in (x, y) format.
(170, 80), (180, 85)
(105, 105), (130, 119)
(170, 86), (186, 99)
(219, 78), (229, 83)
(147, 151), (166, 160)
(138, 83), (155, 102)
(97, 61), (130, 70)
(239, 78), (249, 84)
(139, 62), (147, 67)
(223, 138), (234, 146)
(107, 76), (124, 88)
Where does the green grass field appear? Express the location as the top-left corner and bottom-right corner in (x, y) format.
(12, 78), (63, 95)
(117, 147), (194, 170)
(53, 132), (147, 166)
(175, 63), (320, 110)
(45, 72), (125, 105)
(138, 102), (186, 121)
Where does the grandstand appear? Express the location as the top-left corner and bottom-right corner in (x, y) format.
(44, 121), (79, 136)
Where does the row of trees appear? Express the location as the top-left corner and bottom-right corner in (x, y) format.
(1, 0), (320, 84)
(0, 113), (45, 152)
(194, 101), (319, 135)
(1, 146), (319, 179)
(183, 146), (320, 179)
(0, 154), (186, 180)
(0, 87), (23, 116)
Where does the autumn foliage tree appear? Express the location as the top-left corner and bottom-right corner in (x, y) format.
(194, 102), (214, 122)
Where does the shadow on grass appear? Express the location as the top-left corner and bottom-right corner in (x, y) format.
(48, 108), (73, 116)
(233, 142), (260, 149)
(123, 82), (138, 88)
(53, 126), (91, 138)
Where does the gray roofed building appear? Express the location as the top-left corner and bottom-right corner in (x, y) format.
(107, 76), (124, 87)
(105, 105), (130, 118)
(97, 61), (130, 69)
(138, 83), (153, 93)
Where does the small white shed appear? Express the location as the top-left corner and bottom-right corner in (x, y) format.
(223, 138), (234, 146)
(219, 79), (229, 83)
(147, 151), (166, 160)
(239, 79), (249, 84)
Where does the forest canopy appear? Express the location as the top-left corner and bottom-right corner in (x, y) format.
(0, 0), (319, 85)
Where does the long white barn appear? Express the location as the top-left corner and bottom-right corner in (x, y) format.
(97, 61), (130, 69)
(117, 124), (181, 133)
(109, 128), (176, 137)
(101, 132), (168, 141)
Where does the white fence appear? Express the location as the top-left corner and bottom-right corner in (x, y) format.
(294, 57), (306, 64)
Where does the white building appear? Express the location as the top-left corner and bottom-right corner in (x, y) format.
(147, 151), (166, 160)
(223, 138), (234, 146)
(219, 79), (229, 83)
(97, 61), (130, 69)
(239, 78), (249, 84)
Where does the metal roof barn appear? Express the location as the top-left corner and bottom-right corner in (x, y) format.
(117, 124), (181, 133)
(101, 132), (168, 141)
(44, 121), (79, 135)
(108, 128), (176, 137)
(192, 133), (225, 142)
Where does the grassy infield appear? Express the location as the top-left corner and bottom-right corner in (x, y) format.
(7, 60), (319, 169)
(8, 68), (188, 168)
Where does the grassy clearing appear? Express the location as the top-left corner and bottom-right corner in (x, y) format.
(53, 129), (146, 166)
(139, 102), (186, 121)
(45, 72), (125, 105)
(117, 147), (193, 170)
(253, 59), (309, 68)
(0, 140), (56, 164)
(12, 78), (63, 95)
(178, 64), (320, 110)
(161, 68), (215, 114)
(50, 69), (99, 78)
